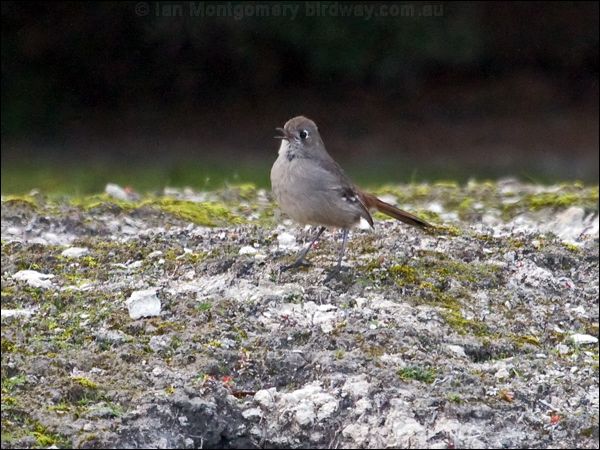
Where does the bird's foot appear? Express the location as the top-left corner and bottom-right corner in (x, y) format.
(323, 265), (349, 283)
(281, 260), (312, 272)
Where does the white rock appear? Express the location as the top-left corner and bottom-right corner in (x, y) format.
(342, 375), (371, 398)
(126, 289), (161, 319)
(105, 183), (130, 201)
(1, 308), (37, 317)
(481, 214), (503, 227)
(354, 297), (368, 309)
(239, 246), (258, 255)
(354, 398), (372, 414)
(294, 402), (316, 426)
(556, 344), (570, 354)
(13, 270), (54, 289)
(61, 247), (89, 258)
(359, 217), (372, 230)
(320, 321), (334, 333)
(342, 423), (370, 446)
(494, 367), (510, 380)
(242, 408), (263, 419)
(43, 232), (73, 246)
(254, 388), (276, 410)
(183, 270), (196, 280)
(447, 344), (467, 358)
(6, 227), (21, 235)
(570, 305), (587, 316)
(543, 206), (598, 243)
(272, 382), (338, 427)
(152, 366), (165, 376)
(571, 334), (598, 345)
(396, 419), (427, 440)
(377, 194), (398, 205)
(277, 232), (297, 248)
(427, 202), (444, 214)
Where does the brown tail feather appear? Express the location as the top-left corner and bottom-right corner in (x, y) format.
(360, 192), (432, 229)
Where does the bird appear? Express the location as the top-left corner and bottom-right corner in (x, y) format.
(270, 116), (432, 282)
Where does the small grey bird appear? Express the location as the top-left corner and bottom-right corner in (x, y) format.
(270, 116), (432, 282)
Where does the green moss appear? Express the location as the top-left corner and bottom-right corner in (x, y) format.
(31, 422), (69, 448)
(2, 374), (25, 392)
(387, 265), (419, 284)
(397, 365), (437, 383)
(72, 377), (99, 389)
(434, 181), (460, 188)
(446, 393), (463, 403)
(47, 401), (71, 413)
(196, 302), (213, 311)
(71, 193), (134, 210)
(562, 242), (581, 252)
(69, 192), (245, 226)
(457, 198), (474, 210)
(233, 183), (258, 199)
(528, 193), (580, 209)
(501, 187), (599, 219)
(78, 256), (100, 268)
(2, 396), (19, 407)
(33, 431), (59, 447)
(334, 349), (346, 360)
(372, 211), (392, 221)
(590, 186), (599, 203)
(232, 325), (248, 339)
(1, 339), (16, 354)
(419, 210), (443, 224)
(105, 402), (125, 417)
(370, 185), (414, 199)
(362, 344), (385, 358)
(439, 310), (491, 336)
(512, 335), (542, 348)
(153, 321), (184, 335)
(435, 224), (462, 236)
(2, 195), (39, 209)
(79, 433), (98, 445)
(149, 198), (241, 226)
(170, 337), (183, 351)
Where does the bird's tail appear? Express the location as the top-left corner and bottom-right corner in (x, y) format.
(360, 192), (432, 229)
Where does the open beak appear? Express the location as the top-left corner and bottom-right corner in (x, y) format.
(275, 127), (293, 140)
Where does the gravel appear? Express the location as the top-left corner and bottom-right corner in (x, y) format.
(1, 181), (598, 449)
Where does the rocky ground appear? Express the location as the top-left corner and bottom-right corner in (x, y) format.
(1, 180), (598, 449)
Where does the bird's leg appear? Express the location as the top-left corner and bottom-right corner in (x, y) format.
(281, 226), (326, 271)
(324, 229), (349, 282)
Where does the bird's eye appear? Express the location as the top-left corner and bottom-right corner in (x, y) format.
(299, 130), (309, 139)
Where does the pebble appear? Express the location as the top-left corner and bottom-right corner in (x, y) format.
(571, 334), (598, 345)
(126, 289), (161, 319)
(61, 247), (89, 258)
(12, 270), (54, 289)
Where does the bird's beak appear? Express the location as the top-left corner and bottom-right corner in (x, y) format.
(275, 127), (293, 140)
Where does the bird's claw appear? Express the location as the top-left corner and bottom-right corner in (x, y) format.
(281, 261), (312, 272)
(323, 265), (349, 282)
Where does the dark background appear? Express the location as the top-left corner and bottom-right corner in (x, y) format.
(2, 1), (598, 193)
